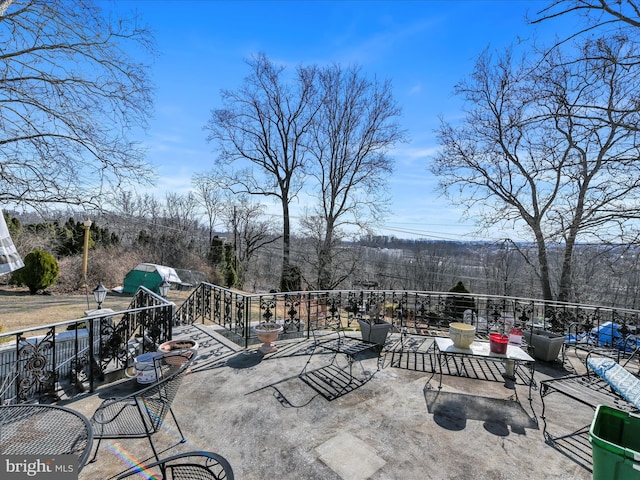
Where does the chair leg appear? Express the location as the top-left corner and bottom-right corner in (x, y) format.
(146, 434), (161, 463)
(168, 407), (186, 443)
(299, 343), (320, 377)
(89, 438), (103, 463)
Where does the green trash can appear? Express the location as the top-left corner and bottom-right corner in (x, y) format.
(590, 404), (640, 479)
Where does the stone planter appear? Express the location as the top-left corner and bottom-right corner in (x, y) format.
(254, 322), (283, 354)
(523, 329), (565, 362)
(358, 319), (392, 346)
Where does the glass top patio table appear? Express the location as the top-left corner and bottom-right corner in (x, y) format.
(0, 404), (94, 472)
(434, 337), (535, 361)
(433, 337), (536, 401)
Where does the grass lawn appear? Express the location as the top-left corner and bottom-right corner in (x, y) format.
(0, 285), (191, 333)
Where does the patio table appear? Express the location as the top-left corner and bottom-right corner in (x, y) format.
(0, 404), (93, 472)
(433, 337), (536, 401)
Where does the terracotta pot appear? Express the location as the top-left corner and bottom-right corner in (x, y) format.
(157, 339), (198, 365)
(254, 322), (283, 354)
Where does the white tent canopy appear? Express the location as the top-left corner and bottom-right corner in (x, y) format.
(0, 210), (24, 274)
(132, 263), (182, 283)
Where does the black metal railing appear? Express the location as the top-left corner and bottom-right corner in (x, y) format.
(0, 287), (174, 404)
(6, 281), (640, 404)
(175, 283), (640, 349)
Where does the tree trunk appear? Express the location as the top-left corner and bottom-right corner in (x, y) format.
(558, 221), (581, 303)
(533, 227), (554, 301)
(317, 222), (335, 290)
(0, 0), (12, 16)
(281, 197), (290, 275)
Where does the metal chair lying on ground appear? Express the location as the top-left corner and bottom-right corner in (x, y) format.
(299, 309), (383, 400)
(89, 350), (196, 463)
(117, 451), (234, 480)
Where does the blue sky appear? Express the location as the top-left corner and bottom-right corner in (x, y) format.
(110, 0), (577, 241)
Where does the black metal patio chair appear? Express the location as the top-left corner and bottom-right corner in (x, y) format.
(117, 451), (234, 480)
(89, 349), (196, 464)
(299, 309), (383, 400)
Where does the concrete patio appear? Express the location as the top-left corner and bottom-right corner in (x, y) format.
(68, 323), (596, 480)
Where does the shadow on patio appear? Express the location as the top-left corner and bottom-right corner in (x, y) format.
(67, 323), (592, 480)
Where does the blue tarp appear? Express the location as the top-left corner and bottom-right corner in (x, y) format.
(591, 322), (623, 347)
(566, 321), (639, 352)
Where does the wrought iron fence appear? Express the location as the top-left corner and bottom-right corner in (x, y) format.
(5, 281), (640, 403)
(175, 283), (640, 349)
(0, 287), (174, 404)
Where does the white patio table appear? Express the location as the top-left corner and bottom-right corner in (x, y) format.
(433, 337), (536, 401)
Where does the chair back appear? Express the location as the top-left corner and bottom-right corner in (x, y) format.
(117, 451), (234, 480)
(137, 350), (196, 433)
(306, 295), (349, 339)
(163, 452), (233, 479)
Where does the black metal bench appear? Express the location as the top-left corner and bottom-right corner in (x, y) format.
(299, 315), (382, 401)
(540, 349), (640, 443)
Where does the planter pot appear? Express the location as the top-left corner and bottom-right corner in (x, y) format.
(254, 322), (283, 354)
(158, 339), (199, 354)
(523, 329), (565, 362)
(157, 339), (198, 366)
(358, 319), (392, 346)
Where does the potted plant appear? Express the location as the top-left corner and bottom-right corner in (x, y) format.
(523, 328), (565, 362)
(357, 317), (392, 346)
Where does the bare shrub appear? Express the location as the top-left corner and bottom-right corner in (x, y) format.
(55, 246), (145, 293)
(176, 249), (220, 285)
(53, 244), (221, 294)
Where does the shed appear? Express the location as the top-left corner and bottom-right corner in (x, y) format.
(122, 263), (182, 294)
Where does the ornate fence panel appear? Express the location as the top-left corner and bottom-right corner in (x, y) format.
(0, 287), (173, 404)
(5, 281), (639, 404)
(175, 284), (640, 350)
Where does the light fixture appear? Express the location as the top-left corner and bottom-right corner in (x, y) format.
(93, 282), (108, 309)
(159, 278), (171, 298)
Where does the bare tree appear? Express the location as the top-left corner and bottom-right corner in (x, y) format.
(204, 53), (319, 289)
(299, 213), (358, 290)
(303, 65), (405, 290)
(480, 240), (526, 297)
(533, 1), (640, 36)
(192, 173), (225, 245)
(164, 192), (200, 234)
(222, 195), (280, 288)
(432, 37), (640, 301)
(0, 0), (155, 210)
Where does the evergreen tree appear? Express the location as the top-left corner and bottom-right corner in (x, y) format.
(223, 243), (237, 288)
(11, 249), (59, 294)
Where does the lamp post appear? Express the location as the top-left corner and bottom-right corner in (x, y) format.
(159, 278), (171, 298)
(93, 282), (108, 309)
(82, 219), (92, 286)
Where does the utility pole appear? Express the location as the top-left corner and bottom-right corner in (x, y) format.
(82, 219), (92, 285)
(233, 206), (238, 273)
